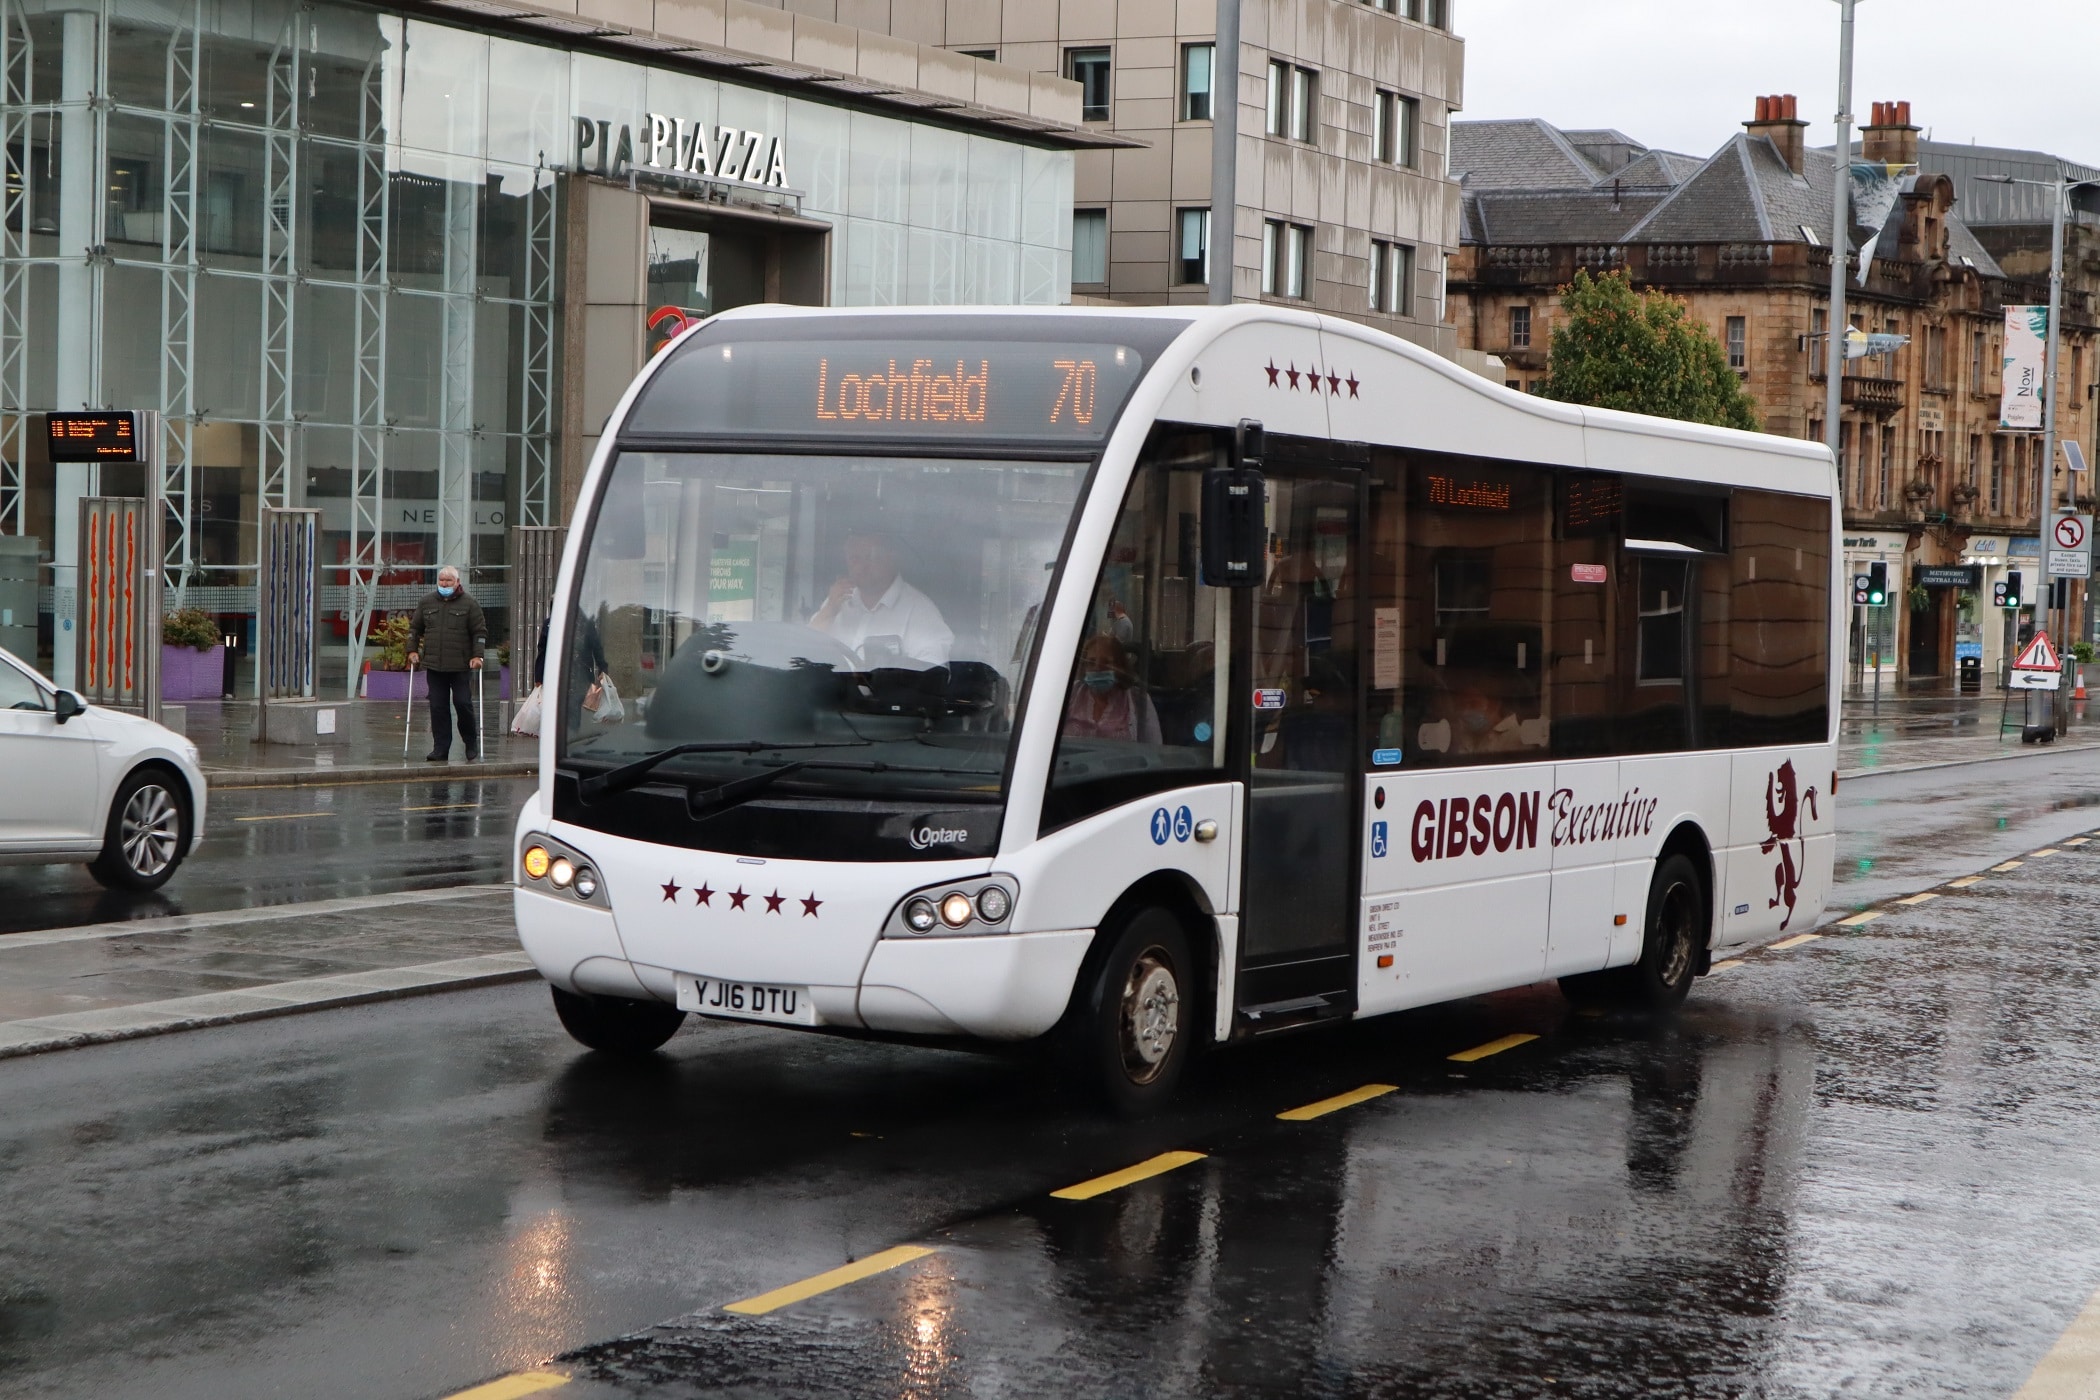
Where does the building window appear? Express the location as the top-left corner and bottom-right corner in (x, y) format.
(1425, 0), (1448, 27)
(1925, 323), (1946, 388)
(1264, 219), (1310, 298)
(1066, 47), (1111, 122)
(1878, 424), (1893, 509)
(1266, 59), (1287, 135)
(1509, 303), (1531, 350)
(1966, 435), (1979, 489)
(1181, 43), (1214, 122)
(1072, 208), (1108, 285)
(1176, 207), (1209, 285)
(1991, 435), (2004, 513)
(1971, 330), (1986, 392)
(1289, 66), (1317, 142)
(1370, 239), (1413, 315)
(1726, 316), (1746, 371)
(1395, 95), (1418, 167)
(958, 47), (996, 60)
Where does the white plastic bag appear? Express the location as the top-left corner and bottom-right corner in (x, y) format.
(510, 684), (543, 736)
(594, 675), (626, 725)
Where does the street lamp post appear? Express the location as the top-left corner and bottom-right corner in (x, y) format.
(1824, 0), (1857, 471)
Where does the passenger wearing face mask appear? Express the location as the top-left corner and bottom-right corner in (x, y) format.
(407, 564), (489, 762)
(1061, 632), (1162, 744)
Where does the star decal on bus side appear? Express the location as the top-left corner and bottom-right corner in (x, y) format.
(801, 893), (823, 918)
(763, 890), (786, 914)
(1345, 372), (1360, 397)
(1285, 363), (1302, 390)
(693, 883), (714, 906)
(1265, 360), (1281, 386)
(1327, 369), (1342, 395)
(728, 886), (749, 910)
(660, 880), (681, 902)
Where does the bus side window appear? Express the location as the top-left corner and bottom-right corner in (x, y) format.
(1731, 488), (1829, 745)
(1043, 436), (1227, 833)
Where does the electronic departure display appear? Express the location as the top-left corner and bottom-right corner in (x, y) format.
(47, 411), (144, 463)
(625, 337), (1150, 443)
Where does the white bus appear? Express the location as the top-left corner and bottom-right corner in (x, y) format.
(513, 305), (1837, 1111)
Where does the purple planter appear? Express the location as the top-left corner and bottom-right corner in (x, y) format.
(363, 668), (427, 701)
(161, 643), (226, 700)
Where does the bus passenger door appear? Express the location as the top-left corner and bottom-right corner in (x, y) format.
(1236, 471), (1363, 1028)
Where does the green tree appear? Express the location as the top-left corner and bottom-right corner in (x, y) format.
(1540, 269), (1762, 432)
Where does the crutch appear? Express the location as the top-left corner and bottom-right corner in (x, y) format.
(402, 657), (417, 758)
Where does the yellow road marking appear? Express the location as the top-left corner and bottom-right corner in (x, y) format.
(1051, 1150), (1207, 1201)
(723, 1244), (936, 1316)
(1448, 1033), (1538, 1063)
(1277, 1083), (1397, 1121)
(401, 802), (484, 812)
(1895, 892), (1938, 905)
(233, 811), (337, 823)
(1947, 876), (1985, 889)
(1836, 911), (1882, 928)
(1710, 958), (1745, 972)
(2064, 837), (2090, 847)
(1770, 933), (1822, 950)
(442, 1374), (567, 1400)
(1994, 860), (2025, 872)
(2031, 849), (2060, 858)
(2012, 1282), (2100, 1399)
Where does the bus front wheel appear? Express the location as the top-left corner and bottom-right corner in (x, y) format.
(1559, 853), (1705, 1012)
(1068, 908), (1195, 1115)
(550, 985), (687, 1056)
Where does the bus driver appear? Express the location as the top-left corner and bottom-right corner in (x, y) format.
(810, 528), (954, 668)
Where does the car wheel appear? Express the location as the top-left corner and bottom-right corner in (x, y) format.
(87, 767), (190, 892)
(1067, 906), (1196, 1116)
(550, 985), (686, 1056)
(1559, 852), (1706, 1012)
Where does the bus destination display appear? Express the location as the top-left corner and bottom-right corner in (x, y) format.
(47, 411), (143, 463)
(628, 339), (1147, 443)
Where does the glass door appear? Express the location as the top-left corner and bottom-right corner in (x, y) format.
(1236, 470), (1364, 1023)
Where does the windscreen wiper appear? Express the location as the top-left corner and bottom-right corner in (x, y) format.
(574, 740), (862, 804)
(682, 758), (996, 821)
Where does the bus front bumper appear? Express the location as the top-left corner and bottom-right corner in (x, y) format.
(857, 929), (1092, 1041)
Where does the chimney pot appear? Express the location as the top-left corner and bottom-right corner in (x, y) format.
(1782, 94), (1797, 120)
(1755, 95), (1770, 121)
(1899, 100), (1911, 125)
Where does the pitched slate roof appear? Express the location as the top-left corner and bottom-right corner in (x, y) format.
(1462, 189), (1669, 245)
(1450, 119), (1606, 191)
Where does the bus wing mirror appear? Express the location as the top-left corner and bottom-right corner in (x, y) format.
(1201, 422), (1266, 588)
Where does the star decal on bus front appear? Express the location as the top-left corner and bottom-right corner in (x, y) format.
(1265, 360), (1281, 386)
(764, 890), (786, 914)
(801, 893), (823, 918)
(1345, 372), (1360, 397)
(728, 886), (749, 910)
(1285, 363), (1302, 389)
(693, 883), (714, 906)
(1327, 369), (1342, 395)
(660, 880), (680, 902)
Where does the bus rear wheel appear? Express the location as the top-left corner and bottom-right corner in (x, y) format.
(1559, 853), (1706, 1013)
(1069, 907), (1195, 1115)
(550, 985), (687, 1056)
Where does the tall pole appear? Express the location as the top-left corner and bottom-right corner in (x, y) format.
(1826, 0), (1856, 686)
(1207, 0), (1239, 306)
(2039, 177), (2067, 648)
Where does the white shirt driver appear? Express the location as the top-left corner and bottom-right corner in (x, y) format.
(816, 575), (954, 668)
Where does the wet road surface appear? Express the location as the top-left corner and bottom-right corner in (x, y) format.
(2, 762), (2098, 1398)
(0, 777), (531, 936)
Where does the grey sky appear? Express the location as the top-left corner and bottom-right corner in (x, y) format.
(1456, 0), (2097, 165)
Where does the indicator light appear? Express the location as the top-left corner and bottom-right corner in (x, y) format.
(523, 845), (550, 880)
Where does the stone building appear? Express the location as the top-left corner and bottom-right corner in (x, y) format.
(891, 0), (1466, 354)
(1447, 96), (2097, 692)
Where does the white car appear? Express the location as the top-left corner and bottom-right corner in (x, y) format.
(0, 646), (207, 890)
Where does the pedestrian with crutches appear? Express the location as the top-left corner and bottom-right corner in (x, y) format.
(407, 565), (488, 763)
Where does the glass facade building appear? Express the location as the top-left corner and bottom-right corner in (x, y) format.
(0, 0), (1074, 689)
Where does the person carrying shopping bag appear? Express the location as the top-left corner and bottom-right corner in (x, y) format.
(407, 565), (488, 762)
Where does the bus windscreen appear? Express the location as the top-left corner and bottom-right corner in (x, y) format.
(624, 326), (1169, 444)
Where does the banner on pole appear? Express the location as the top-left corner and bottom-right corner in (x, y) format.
(2001, 305), (2049, 430)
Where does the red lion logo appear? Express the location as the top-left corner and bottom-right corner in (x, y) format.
(1761, 759), (1820, 930)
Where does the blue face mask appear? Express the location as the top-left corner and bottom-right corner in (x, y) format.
(1083, 670), (1117, 693)
(438, 584), (456, 598)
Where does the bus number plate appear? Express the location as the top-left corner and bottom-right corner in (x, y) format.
(676, 974), (819, 1025)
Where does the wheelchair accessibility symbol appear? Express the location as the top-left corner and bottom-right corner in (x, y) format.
(1150, 808), (1172, 845)
(1371, 820), (1389, 859)
(1173, 806), (1194, 842)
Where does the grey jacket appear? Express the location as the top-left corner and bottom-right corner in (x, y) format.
(409, 589), (488, 672)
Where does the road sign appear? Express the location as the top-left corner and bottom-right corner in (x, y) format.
(2011, 667), (2063, 690)
(1852, 572), (1871, 606)
(2048, 513), (2092, 577)
(2013, 630), (2061, 672)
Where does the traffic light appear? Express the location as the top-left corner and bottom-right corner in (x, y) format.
(1866, 561), (1889, 607)
(2005, 571), (2023, 610)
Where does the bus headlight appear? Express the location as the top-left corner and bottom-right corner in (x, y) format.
(573, 867), (598, 900)
(523, 845), (551, 880)
(883, 877), (1020, 937)
(519, 835), (609, 909)
(549, 857), (576, 889)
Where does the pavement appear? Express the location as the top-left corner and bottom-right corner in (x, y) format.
(179, 694), (540, 787)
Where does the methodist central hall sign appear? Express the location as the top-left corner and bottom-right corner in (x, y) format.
(575, 114), (790, 189)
